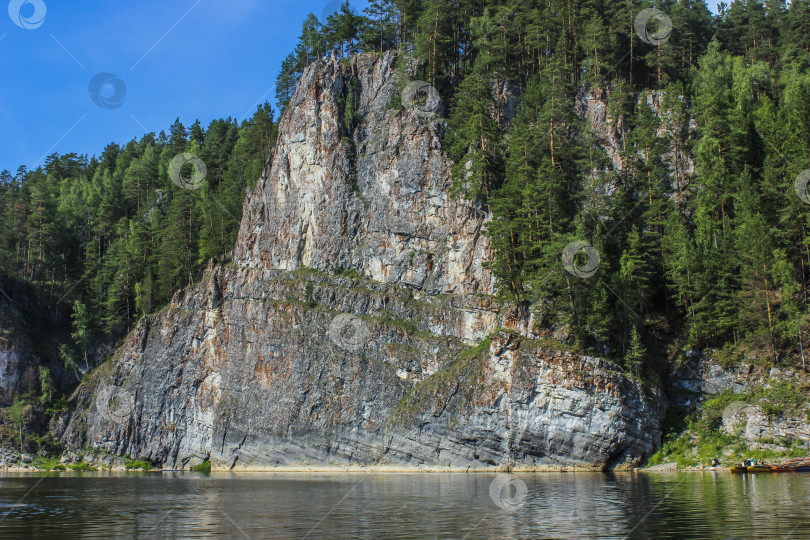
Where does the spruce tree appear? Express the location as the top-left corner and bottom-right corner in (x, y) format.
(625, 325), (646, 377)
(447, 69), (504, 202)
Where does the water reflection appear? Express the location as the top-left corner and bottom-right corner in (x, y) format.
(0, 471), (808, 538)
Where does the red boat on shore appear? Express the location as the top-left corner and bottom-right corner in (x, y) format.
(769, 458), (810, 472)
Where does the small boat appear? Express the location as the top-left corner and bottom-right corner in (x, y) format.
(731, 457), (810, 473)
(747, 465), (775, 473)
(769, 458), (810, 473)
(772, 465), (810, 473)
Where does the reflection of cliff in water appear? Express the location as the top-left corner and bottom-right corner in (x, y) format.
(2, 473), (810, 538)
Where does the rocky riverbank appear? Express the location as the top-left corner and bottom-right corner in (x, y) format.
(646, 355), (810, 469)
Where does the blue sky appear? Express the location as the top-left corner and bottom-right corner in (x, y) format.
(0, 0), (722, 173)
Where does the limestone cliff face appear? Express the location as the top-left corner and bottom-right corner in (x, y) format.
(53, 52), (662, 470)
(235, 52), (494, 297)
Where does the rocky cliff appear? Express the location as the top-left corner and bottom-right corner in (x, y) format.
(235, 52), (494, 297)
(53, 52), (662, 470)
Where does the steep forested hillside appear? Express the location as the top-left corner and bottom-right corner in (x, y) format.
(279, 0), (810, 373)
(2, 0), (810, 410)
(0, 105), (277, 387)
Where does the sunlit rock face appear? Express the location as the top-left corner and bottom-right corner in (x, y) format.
(235, 51), (495, 297)
(54, 52), (662, 471)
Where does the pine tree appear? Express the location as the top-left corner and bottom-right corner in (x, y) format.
(772, 247), (806, 368)
(276, 52), (301, 111)
(71, 300), (92, 370)
(26, 173), (57, 284)
(102, 219), (134, 333)
(580, 7), (611, 85)
(324, 1), (365, 57)
(8, 397), (29, 464)
(168, 119), (188, 157)
(734, 168), (779, 360)
(39, 366), (56, 405)
(415, 0), (455, 86)
(619, 225), (655, 317)
(487, 79), (544, 299)
(392, 0), (423, 49)
(362, 1), (397, 51)
(189, 120), (205, 146)
(788, 0), (810, 53)
(625, 325), (646, 377)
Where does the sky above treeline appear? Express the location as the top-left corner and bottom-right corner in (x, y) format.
(0, 0), (723, 173)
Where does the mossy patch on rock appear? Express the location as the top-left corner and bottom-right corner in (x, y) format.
(387, 338), (491, 428)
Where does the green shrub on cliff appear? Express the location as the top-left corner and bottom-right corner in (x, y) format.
(68, 462), (98, 472)
(388, 337), (490, 427)
(190, 461), (212, 473)
(125, 460), (154, 470)
(33, 457), (63, 471)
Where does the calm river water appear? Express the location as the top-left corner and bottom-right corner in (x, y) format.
(1, 471), (809, 538)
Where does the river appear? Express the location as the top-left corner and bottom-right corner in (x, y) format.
(1, 471), (808, 538)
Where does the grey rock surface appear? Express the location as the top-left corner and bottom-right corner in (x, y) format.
(671, 357), (753, 403)
(722, 402), (810, 451)
(234, 52), (495, 297)
(53, 268), (662, 470)
(54, 52), (663, 470)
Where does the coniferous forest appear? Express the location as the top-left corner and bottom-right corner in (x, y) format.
(3, 0), (810, 394)
(0, 107), (277, 386)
